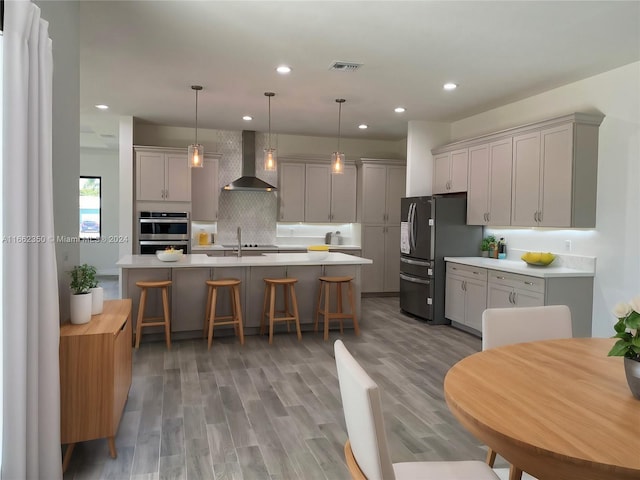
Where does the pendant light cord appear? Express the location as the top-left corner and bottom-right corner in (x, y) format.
(194, 88), (199, 145)
(337, 100), (342, 153)
(268, 95), (272, 149)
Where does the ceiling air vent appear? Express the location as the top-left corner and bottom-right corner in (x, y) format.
(329, 61), (362, 72)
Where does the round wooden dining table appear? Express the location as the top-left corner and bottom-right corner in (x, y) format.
(444, 338), (640, 480)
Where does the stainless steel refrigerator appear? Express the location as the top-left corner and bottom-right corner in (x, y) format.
(400, 195), (482, 324)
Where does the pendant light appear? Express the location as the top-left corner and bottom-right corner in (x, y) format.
(264, 92), (277, 171)
(331, 98), (346, 174)
(188, 85), (204, 168)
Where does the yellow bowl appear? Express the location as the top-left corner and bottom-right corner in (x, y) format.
(521, 252), (556, 266)
(308, 245), (329, 251)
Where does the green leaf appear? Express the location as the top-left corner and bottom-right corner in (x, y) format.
(631, 336), (640, 348)
(613, 331), (632, 341)
(626, 311), (640, 329)
(613, 319), (627, 333)
(608, 340), (631, 357)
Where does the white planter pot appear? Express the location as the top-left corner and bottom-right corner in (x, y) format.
(90, 286), (104, 315)
(70, 292), (92, 324)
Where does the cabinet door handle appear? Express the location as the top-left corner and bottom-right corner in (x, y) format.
(487, 212), (490, 222)
(538, 211), (543, 222)
(165, 189), (169, 199)
(508, 291), (513, 304)
(462, 280), (466, 291)
(496, 276), (505, 280)
(512, 292), (517, 305)
(524, 281), (534, 285)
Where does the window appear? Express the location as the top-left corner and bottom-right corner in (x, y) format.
(79, 176), (101, 239)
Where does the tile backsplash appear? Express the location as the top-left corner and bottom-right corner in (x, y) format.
(217, 190), (277, 245)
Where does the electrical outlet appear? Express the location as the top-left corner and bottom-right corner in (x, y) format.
(565, 240), (572, 252)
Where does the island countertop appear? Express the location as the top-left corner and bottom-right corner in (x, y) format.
(117, 252), (372, 269)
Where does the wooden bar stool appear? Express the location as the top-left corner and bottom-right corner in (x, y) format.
(315, 276), (360, 341)
(261, 278), (302, 344)
(135, 280), (172, 349)
(203, 278), (244, 349)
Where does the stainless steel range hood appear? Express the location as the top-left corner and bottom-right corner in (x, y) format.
(223, 130), (277, 191)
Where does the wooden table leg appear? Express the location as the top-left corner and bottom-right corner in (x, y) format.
(62, 443), (75, 472)
(509, 465), (523, 480)
(107, 436), (117, 458)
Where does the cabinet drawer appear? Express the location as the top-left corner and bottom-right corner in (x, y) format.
(446, 263), (487, 281)
(488, 270), (545, 294)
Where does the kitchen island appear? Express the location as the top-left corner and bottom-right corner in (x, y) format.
(117, 253), (372, 341)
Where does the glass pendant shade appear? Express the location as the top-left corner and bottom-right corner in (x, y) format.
(189, 143), (204, 168)
(189, 85), (204, 168)
(264, 92), (277, 171)
(331, 152), (345, 174)
(264, 147), (277, 171)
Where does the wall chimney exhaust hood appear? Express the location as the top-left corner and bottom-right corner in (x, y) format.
(223, 131), (277, 191)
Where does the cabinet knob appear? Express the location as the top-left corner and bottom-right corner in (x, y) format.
(524, 281), (534, 285)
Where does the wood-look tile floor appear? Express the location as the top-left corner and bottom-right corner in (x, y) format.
(63, 292), (503, 480)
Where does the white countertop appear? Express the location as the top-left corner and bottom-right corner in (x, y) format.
(190, 244), (361, 251)
(117, 252), (372, 268)
(444, 256), (595, 278)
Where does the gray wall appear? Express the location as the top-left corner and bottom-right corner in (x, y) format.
(36, 0), (80, 322)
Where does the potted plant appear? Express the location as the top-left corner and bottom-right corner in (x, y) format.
(608, 296), (640, 399)
(69, 264), (93, 324)
(85, 264), (104, 315)
(480, 235), (496, 257)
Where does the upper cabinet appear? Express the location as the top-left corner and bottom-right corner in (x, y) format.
(278, 160), (357, 223)
(467, 139), (512, 225)
(433, 148), (468, 194)
(360, 162), (406, 224)
(433, 112), (603, 228)
(135, 147), (191, 202)
(191, 154), (222, 222)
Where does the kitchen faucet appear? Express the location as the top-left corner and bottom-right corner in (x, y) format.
(237, 226), (242, 258)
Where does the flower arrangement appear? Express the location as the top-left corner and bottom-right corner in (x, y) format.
(608, 296), (640, 361)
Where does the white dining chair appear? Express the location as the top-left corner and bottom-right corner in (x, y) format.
(334, 339), (500, 480)
(482, 304), (573, 480)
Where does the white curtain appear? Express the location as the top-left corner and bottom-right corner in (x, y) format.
(2, 0), (61, 478)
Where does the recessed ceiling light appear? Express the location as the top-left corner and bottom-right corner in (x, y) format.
(394, 107), (406, 113)
(276, 65), (291, 74)
(358, 124), (368, 129)
(95, 104), (109, 110)
(242, 115), (253, 121)
(443, 83), (458, 91)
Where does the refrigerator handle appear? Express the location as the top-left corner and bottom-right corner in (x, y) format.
(407, 203), (414, 249)
(400, 273), (431, 285)
(410, 203), (417, 251)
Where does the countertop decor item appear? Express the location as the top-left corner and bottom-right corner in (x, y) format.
(308, 245), (329, 260)
(69, 264), (95, 324)
(608, 296), (640, 399)
(521, 251), (556, 266)
(480, 235), (496, 257)
(156, 248), (183, 262)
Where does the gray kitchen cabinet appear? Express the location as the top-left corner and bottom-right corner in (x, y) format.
(361, 225), (400, 293)
(135, 147), (191, 202)
(433, 148), (468, 194)
(171, 267), (210, 332)
(278, 163), (306, 222)
(286, 265), (323, 325)
(191, 155), (221, 221)
(512, 119), (600, 228)
(445, 263), (487, 332)
(486, 270), (544, 308)
(360, 163), (406, 224)
(280, 161), (357, 223)
(466, 139), (512, 225)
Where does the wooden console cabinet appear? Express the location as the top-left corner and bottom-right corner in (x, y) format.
(59, 299), (132, 471)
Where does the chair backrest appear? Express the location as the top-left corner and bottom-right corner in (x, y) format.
(334, 340), (395, 480)
(482, 305), (573, 351)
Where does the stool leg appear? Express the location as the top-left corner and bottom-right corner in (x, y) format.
(283, 283), (291, 332)
(161, 287), (171, 350)
(314, 281), (323, 333)
(207, 288), (217, 350)
(229, 287), (238, 336)
(135, 288), (147, 349)
(268, 284), (276, 344)
(260, 283), (269, 336)
(337, 283), (344, 334)
(233, 285), (245, 345)
(323, 281), (331, 341)
(347, 280), (360, 335)
(203, 285), (212, 338)
(290, 284), (302, 341)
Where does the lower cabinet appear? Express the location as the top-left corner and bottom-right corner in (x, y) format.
(445, 261), (594, 337)
(60, 299), (132, 468)
(362, 225), (400, 293)
(487, 270), (545, 308)
(445, 263), (487, 332)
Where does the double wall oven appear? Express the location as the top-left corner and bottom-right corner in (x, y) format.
(138, 211), (190, 254)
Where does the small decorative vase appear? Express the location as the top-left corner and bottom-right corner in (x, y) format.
(481, 251), (489, 258)
(624, 357), (640, 400)
(90, 286), (104, 315)
(70, 292), (92, 325)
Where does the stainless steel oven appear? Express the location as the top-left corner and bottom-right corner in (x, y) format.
(138, 211), (190, 254)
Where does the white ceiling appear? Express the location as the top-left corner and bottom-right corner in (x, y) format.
(79, 1), (640, 147)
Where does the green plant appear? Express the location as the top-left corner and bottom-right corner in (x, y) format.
(69, 264), (96, 294)
(608, 297), (640, 360)
(481, 235), (497, 251)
